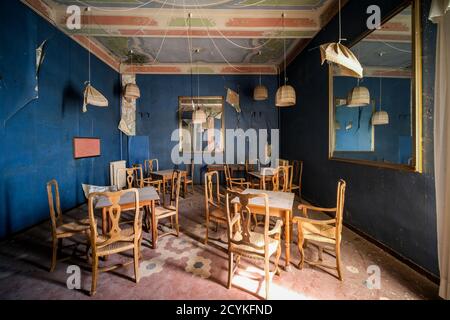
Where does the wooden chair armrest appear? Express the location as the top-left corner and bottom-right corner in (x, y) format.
(230, 178), (246, 183)
(231, 181), (251, 189)
(298, 204), (337, 213)
(268, 219), (283, 236)
(292, 216), (336, 226)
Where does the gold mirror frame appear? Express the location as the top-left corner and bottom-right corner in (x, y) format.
(328, 0), (422, 173)
(178, 96), (225, 154)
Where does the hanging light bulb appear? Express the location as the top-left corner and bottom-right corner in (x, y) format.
(254, 52), (268, 101)
(276, 13), (296, 108)
(372, 75), (389, 125)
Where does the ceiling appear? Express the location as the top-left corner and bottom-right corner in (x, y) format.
(22, 0), (412, 75)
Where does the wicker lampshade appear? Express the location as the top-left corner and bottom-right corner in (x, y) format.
(275, 85), (296, 107)
(254, 85), (268, 101)
(124, 83), (141, 101)
(192, 108), (207, 124)
(372, 111), (389, 125)
(347, 86), (370, 107)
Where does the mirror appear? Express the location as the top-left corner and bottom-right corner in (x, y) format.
(178, 96), (224, 153)
(329, 0), (422, 172)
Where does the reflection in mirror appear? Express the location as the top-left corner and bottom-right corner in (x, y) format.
(178, 96), (224, 153)
(330, 3), (420, 170)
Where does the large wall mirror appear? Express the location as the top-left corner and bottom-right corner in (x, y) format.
(178, 96), (225, 154)
(329, 0), (422, 172)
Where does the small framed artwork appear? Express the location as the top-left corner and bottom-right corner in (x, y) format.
(73, 137), (101, 159)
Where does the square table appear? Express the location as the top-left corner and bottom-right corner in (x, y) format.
(248, 168), (277, 189)
(95, 187), (160, 234)
(231, 189), (295, 271)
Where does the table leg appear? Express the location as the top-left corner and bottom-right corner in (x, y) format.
(151, 199), (157, 249)
(183, 174), (187, 198)
(284, 210), (292, 271)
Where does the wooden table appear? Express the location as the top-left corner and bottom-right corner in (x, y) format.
(95, 187), (160, 235)
(231, 188), (295, 271)
(150, 169), (187, 196)
(248, 168), (276, 189)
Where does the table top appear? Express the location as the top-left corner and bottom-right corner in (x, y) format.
(95, 187), (160, 209)
(248, 168), (277, 179)
(151, 169), (187, 177)
(231, 189), (295, 211)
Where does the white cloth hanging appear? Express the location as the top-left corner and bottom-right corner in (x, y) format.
(82, 84), (109, 113)
(429, 0), (450, 300)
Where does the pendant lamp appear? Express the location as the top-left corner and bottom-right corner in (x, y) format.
(276, 13), (296, 107)
(254, 52), (268, 101)
(347, 85), (370, 107)
(319, 0), (363, 79)
(372, 76), (389, 125)
(123, 51), (141, 101)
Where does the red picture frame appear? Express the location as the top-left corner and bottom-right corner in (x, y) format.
(73, 137), (101, 159)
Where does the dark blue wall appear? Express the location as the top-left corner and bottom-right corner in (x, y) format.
(0, 0), (122, 238)
(133, 74), (279, 183)
(281, 0), (438, 275)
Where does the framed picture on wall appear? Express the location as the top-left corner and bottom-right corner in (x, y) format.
(73, 137), (101, 159)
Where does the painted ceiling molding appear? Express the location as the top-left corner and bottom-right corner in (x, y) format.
(21, 0), (412, 75)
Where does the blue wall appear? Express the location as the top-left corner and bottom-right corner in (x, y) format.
(0, 0), (122, 238)
(281, 0), (438, 275)
(132, 74), (279, 183)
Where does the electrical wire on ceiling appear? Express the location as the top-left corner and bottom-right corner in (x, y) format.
(192, 0), (279, 51)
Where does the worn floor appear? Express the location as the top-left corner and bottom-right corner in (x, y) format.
(0, 186), (439, 300)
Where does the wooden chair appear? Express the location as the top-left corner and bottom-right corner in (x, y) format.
(293, 180), (346, 280)
(289, 160), (303, 198)
(184, 162), (195, 194)
(204, 171), (226, 244)
(261, 167), (280, 191)
(47, 180), (90, 272)
(224, 164), (250, 192)
(225, 191), (283, 300)
(144, 159), (159, 175)
(132, 164), (162, 193)
(278, 159), (289, 166)
(278, 165), (291, 192)
(245, 159), (260, 188)
(87, 189), (142, 296)
(148, 170), (181, 248)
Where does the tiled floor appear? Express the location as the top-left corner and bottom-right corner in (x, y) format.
(0, 186), (439, 300)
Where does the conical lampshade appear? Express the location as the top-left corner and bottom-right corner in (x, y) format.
(124, 83), (141, 101)
(275, 85), (296, 107)
(347, 86), (370, 107)
(254, 85), (268, 101)
(372, 111), (389, 125)
(192, 108), (207, 124)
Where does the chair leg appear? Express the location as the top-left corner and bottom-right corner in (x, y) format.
(297, 227), (305, 270)
(336, 246), (343, 281)
(205, 218), (209, 245)
(227, 252), (234, 289)
(175, 212), (180, 237)
(264, 258), (270, 300)
(275, 243), (282, 276)
(133, 244), (140, 283)
(50, 237), (58, 272)
(90, 255), (99, 296)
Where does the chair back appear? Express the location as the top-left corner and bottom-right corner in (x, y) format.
(204, 171), (222, 216)
(224, 164), (233, 189)
(261, 167), (279, 191)
(47, 180), (62, 233)
(117, 167), (144, 189)
(225, 191), (271, 252)
(187, 162), (195, 179)
(169, 170), (182, 209)
(278, 159), (289, 166)
(278, 165), (291, 192)
(87, 189), (141, 252)
(144, 159), (159, 176)
(335, 180), (347, 243)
